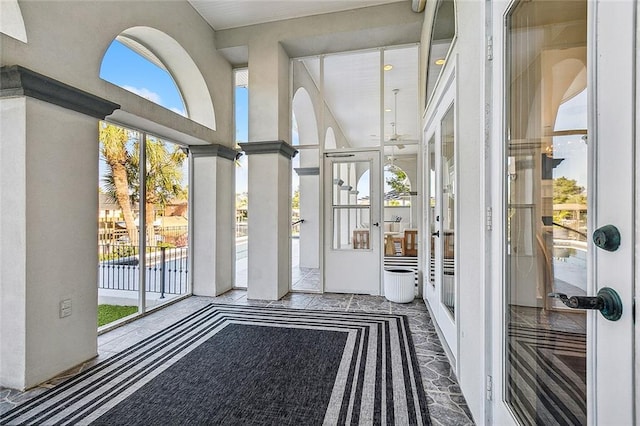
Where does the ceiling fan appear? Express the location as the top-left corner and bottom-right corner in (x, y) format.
(385, 88), (418, 148)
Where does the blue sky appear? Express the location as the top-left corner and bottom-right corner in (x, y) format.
(100, 40), (252, 192)
(100, 40), (186, 115)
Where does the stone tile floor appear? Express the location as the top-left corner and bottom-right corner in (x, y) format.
(1, 290), (475, 425)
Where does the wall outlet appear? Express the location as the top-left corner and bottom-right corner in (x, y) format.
(60, 299), (72, 318)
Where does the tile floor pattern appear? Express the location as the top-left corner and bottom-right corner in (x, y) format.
(0, 291), (474, 425)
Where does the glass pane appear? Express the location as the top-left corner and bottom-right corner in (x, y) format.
(506, 1), (587, 424)
(143, 134), (189, 309)
(332, 161), (370, 206)
(324, 51), (380, 148)
(425, 0), (455, 106)
(331, 159), (371, 250)
(292, 148), (320, 291)
(383, 46), (419, 144)
(98, 123), (141, 326)
(428, 135), (436, 287)
(235, 69), (249, 288)
(440, 105), (455, 315)
(292, 58), (321, 146)
(332, 207), (371, 250)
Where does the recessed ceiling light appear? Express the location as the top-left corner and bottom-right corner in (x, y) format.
(383, 64), (393, 71)
(435, 58), (446, 66)
(385, 108), (392, 112)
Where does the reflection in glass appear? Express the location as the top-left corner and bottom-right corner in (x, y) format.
(425, 0), (456, 106)
(440, 105), (455, 315)
(428, 135), (436, 287)
(505, 1), (587, 424)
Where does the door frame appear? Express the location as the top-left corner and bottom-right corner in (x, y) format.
(488, 0), (638, 424)
(323, 149), (383, 295)
(422, 66), (458, 362)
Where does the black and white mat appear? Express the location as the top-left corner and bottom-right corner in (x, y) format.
(1, 304), (431, 425)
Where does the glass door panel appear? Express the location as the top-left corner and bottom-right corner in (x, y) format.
(440, 105), (455, 316)
(505, 1), (588, 424)
(292, 148), (320, 292)
(331, 160), (371, 250)
(143, 135), (189, 309)
(427, 134), (436, 288)
(422, 90), (456, 354)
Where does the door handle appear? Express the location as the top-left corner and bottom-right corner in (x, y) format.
(432, 231), (440, 237)
(548, 287), (622, 321)
(372, 222), (380, 227)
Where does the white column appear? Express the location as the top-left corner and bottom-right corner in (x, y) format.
(240, 142), (297, 300)
(0, 66), (118, 389)
(248, 39), (290, 142)
(190, 145), (237, 297)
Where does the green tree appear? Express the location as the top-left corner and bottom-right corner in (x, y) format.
(99, 122), (137, 244)
(385, 166), (410, 194)
(130, 137), (187, 245)
(553, 176), (586, 221)
(292, 188), (300, 210)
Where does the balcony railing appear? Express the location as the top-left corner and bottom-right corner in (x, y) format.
(98, 245), (188, 297)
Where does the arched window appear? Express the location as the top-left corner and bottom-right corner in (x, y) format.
(101, 39), (186, 116)
(0, 0), (27, 42)
(292, 88), (319, 146)
(325, 127), (337, 149)
(99, 27), (216, 130)
(384, 163), (412, 206)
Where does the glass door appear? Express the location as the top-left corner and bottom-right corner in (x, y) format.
(423, 85), (457, 355)
(324, 151), (381, 294)
(495, 0), (635, 424)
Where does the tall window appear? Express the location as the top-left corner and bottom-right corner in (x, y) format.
(98, 39), (190, 327)
(425, 0), (456, 107)
(235, 69), (249, 289)
(100, 39), (186, 116)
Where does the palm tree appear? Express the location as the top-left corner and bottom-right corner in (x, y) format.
(99, 122), (138, 244)
(130, 136), (187, 245)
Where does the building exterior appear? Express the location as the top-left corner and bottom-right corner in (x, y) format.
(1, 0), (638, 424)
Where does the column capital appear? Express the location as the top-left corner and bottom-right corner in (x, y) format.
(0, 65), (120, 119)
(239, 140), (298, 159)
(294, 167), (320, 176)
(189, 144), (239, 161)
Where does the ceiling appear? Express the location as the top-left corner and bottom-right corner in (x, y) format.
(194, 0), (422, 161)
(188, 0), (405, 31)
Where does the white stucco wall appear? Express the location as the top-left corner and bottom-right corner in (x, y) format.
(0, 97), (28, 388)
(0, 0), (237, 389)
(0, 0), (233, 146)
(0, 97), (99, 389)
